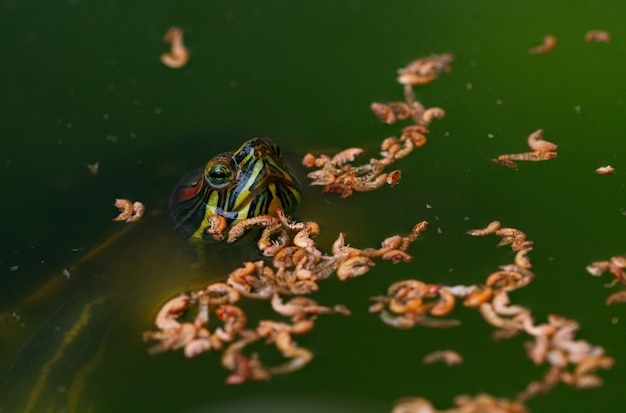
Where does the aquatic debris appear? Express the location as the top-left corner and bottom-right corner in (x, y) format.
(392, 393), (529, 413)
(160, 26), (189, 69)
(205, 215), (228, 241)
(376, 222), (613, 408)
(491, 129), (558, 168)
(140, 52), (616, 409)
(466, 220), (500, 237)
(586, 254), (626, 286)
(397, 53), (454, 100)
(305, 53), (453, 198)
(144, 210), (423, 383)
(585, 30), (611, 43)
(529, 34), (557, 54)
(422, 349), (463, 366)
(493, 151), (558, 169)
(370, 101), (413, 125)
(422, 107), (446, 125)
(370, 279), (460, 329)
(303, 151), (402, 198)
(526, 129), (558, 152)
(595, 165), (615, 175)
(86, 162), (99, 175)
(606, 290), (626, 305)
(112, 199), (145, 223)
(518, 315), (614, 396)
(586, 254), (626, 306)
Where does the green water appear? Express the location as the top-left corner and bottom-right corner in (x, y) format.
(1, 0), (625, 412)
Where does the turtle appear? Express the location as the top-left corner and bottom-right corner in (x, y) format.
(0, 138), (302, 413)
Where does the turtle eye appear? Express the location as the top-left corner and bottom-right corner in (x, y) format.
(206, 163), (232, 187)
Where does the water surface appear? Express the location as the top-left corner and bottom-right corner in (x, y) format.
(1, 1), (625, 412)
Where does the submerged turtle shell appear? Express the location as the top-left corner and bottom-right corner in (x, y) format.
(0, 138), (302, 411)
(169, 138), (302, 240)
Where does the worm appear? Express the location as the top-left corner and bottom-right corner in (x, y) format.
(595, 165), (614, 175)
(585, 30), (610, 43)
(529, 34), (557, 54)
(160, 26), (189, 69)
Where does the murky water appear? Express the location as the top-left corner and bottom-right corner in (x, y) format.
(1, 1), (625, 412)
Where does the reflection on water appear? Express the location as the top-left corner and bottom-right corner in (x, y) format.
(0, 213), (255, 412)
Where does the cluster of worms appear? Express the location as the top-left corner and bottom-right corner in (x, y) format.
(144, 48), (621, 410)
(302, 149), (402, 199)
(142, 285), (349, 383)
(111, 198), (145, 223)
(392, 393), (528, 413)
(396, 53), (455, 102)
(491, 129), (558, 169)
(160, 26), (189, 69)
(374, 221), (614, 412)
(370, 220), (534, 332)
(529, 30), (610, 54)
(144, 209), (426, 383)
(302, 53), (452, 198)
(587, 254), (626, 305)
(143, 214), (615, 409)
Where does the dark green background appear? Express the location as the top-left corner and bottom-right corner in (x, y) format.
(1, 1), (625, 412)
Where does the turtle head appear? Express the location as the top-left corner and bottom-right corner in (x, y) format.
(169, 138), (301, 240)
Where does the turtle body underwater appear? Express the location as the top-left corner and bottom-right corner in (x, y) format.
(0, 138), (302, 413)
